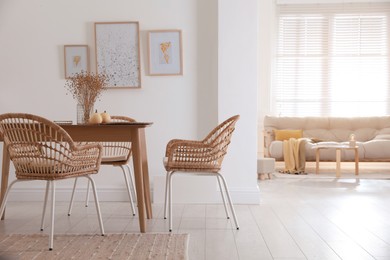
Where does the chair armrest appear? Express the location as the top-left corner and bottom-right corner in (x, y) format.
(73, 142), (103, 153)
(9, 142), (103, 178)
(165, 139), (217, 168)
(165, 139), (205, 157)
(70, 142), (103, 170)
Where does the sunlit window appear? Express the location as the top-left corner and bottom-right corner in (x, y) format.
(274, 4), (390, 117)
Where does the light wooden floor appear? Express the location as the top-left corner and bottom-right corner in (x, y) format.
(1, 164), (390, 259)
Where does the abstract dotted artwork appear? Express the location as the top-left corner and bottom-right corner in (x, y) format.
(95, 22), (141, 88)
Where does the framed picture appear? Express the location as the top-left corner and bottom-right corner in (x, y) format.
(148, 30), (183, 76)
(95, 21), (141, 88)
(64, 45), (89, 78)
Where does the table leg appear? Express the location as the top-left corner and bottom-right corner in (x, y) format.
(355, 147), (359, 176)
(140, 129), (152, 219)
(1, 145), (10, 220)
(315, 148), (320, 174)
(336, 149), (341, 178)
(131, 130), (146, 233)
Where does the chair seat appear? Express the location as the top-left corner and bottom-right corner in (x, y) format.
(102, 155), (128, 163)
(163, 157), (220, 172)
(14, 159), (99, 180)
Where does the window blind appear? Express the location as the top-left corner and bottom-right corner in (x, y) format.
(274, 3), (390, 117)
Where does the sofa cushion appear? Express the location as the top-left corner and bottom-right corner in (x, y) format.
(303, 128), (378, 142)
(374, 134), (390, 140)
(362, 140), (390, 159)
(269, 140), (365, 161)
(353, 128), (379, 142)
(377, 128), (390, 135)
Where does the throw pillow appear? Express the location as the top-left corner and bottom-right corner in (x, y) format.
(274, 129), (303, 141)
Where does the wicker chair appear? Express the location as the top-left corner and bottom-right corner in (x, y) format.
(0, 113), (104, 250)
(163, 115), (240, 231)
(68, 116), (137, 216)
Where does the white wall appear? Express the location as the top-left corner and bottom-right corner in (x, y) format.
(218, 0), (260, 203)
(277, 0), (390, 3)
(258, 0), (277, 157)
(0, 0), (259, 203)
(0, 0), (199, 201)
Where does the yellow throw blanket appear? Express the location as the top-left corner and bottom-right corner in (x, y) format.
(282, 138), (306, 174)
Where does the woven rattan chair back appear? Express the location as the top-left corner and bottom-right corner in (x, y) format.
(201, 115), (240, 169)
(165, 115), (240, 172)
(101, 116), (135, 164)
(0, 113), (102, 180)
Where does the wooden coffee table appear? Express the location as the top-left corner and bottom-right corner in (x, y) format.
(315, 144), (359, 177)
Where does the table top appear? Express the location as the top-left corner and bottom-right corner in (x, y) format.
(58, 122), (153, 126)
(0, 122), (153, 142)
(60, 122), (153, 142)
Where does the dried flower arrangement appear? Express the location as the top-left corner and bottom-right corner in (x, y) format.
(65, 71), (110, 123)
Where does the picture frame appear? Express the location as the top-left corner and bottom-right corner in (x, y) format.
(95, 21), (141, 88)
(148, 30), (183, 76)
(64, 45), (89, 78)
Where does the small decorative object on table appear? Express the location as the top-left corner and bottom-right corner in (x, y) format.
(101, 111), (111, 123)
(65, 71), (110, 124)
(89, 110), (103, 124)
(349, 134), (356, 147)
(53, 120), (73, 125)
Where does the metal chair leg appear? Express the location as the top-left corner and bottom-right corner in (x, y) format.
(84, 175), (105, 235)
(69, 177), (90, 211)
(67, 178), (78, 216)
(125, 162), (137, 203)
(217, 173), (239, 230)
(40, 181), (50, 231)
(0, 179), (20, 220)
(78, 163), (137, 214)
(85, 179), (91, 207)
(163, 171), (170, 220)
(120, 165), (136, 216)
(168, 171), (175, 232)
(49, 181), (56, 250)
(217, 175), (230, 219)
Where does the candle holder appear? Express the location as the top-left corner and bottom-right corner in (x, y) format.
(349, 134), (356, 147)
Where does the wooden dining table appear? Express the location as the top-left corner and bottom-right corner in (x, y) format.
(0, 122), (153, 233)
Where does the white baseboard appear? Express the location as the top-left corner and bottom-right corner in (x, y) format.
(7, 187), (139, 202)
(7, 179), (260, 205)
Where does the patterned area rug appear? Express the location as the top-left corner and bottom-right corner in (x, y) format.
(0, 233), (189, 260)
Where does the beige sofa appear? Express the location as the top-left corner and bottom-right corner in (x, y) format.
(264, 116), (390, 161)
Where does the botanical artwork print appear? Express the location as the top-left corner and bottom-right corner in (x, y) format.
(64, 46), (89, 79)
(159, 42), (172, 64)
(96, 23), (140, 88)
(148, 30), (182, 75)
(73, 56), (81, 68)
